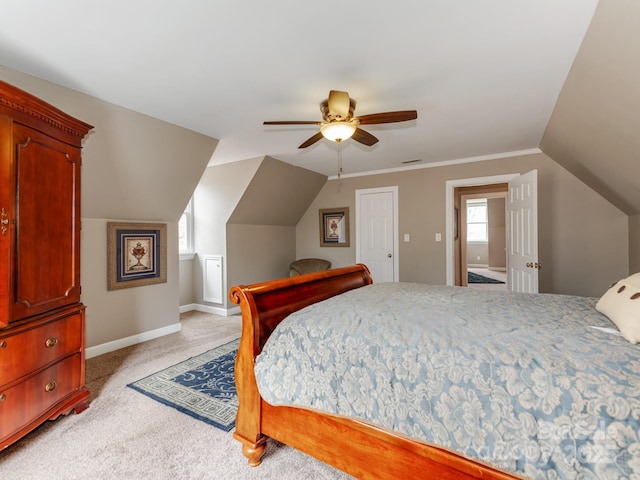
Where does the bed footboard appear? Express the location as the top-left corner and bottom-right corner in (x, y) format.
(228, 264), (373, 466)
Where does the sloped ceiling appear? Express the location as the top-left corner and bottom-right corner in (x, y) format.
(541, 0), (640, 215)
(1, 1), (636, 216)
(0, 2), (595, 173)
(228, 157), (327, 226)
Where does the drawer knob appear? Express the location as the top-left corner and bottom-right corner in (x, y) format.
(0, 340), (6, 349)
(1, 208), (8, 236)
(45, 337), (58, 348)
(45, 380), (57, 392)
(0, 393), (6, 402)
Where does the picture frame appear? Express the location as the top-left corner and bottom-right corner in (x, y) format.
(107, 222), (167, 290)
(319, 207), (350, 247)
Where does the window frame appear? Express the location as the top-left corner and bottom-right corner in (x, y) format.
(179, 197), (195, 260)
(466, 198), (488, 244)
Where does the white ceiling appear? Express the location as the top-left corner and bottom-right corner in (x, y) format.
(0, 1), (598, 177)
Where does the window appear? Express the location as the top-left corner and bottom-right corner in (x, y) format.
(466, 198), (488, 242)
(179, 197), (194, 256)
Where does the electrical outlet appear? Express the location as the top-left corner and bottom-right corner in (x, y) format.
(435, 233), (442, 242)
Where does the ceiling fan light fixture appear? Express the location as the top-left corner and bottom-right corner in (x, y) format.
(320, 121), (356, 142)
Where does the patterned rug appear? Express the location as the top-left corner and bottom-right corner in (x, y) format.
(128, 338), (239, 431)
(468, 271), (505, 284)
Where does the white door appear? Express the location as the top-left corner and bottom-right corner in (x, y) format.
(356, 187), (398, 282)
(507, 170), (539, 293)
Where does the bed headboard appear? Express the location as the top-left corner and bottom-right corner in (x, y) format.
(229, 264), (372, 356)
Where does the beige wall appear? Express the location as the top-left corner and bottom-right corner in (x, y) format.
(631, 215), (640, 274)
(541, 0), (640, 216)
(192, 158), (262, 308)
(296, 152), (628, 297)
(0, 67), (217, 350)
(467, 243), (489, 266)
(192, 157), (325, 309)
(81, 219), (181, 347)
(179, 257), (196, 307)
(226, 224), (296, 288)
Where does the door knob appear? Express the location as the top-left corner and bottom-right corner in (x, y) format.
(387, 253), (392, 258)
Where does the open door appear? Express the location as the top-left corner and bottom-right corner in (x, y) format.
(507, 170), (539, 293)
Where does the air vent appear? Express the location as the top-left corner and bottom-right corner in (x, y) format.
(401, 159), (422, 165)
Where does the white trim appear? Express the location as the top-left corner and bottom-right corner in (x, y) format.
(179, 303), (240, 316)
(85, 322), (181, 359)
(179, 303), (198, 313)
(202, 255), (224, 304)
(86, 304), (242, 358)
(446, 174), (519, 285)
(179, 252), (196, 261)
(329, 148), (540, 180)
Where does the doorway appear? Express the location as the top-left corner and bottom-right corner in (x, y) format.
(445, 174), (519, 286)
(445, 171), (539, 293)
(455, 184), (508, 290)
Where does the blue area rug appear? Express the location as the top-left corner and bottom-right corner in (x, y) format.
(468, 271), (505, 284)
(128, 338), (239, 432)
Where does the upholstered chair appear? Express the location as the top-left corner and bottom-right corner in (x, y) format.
(289, 258), (332, 277)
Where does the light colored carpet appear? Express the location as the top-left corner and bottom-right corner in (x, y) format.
(0, 311), (353, 479)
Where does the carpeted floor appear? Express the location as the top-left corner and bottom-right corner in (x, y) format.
(0, 311), (352, 480)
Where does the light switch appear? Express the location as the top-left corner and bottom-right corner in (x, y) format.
(435, 233), (442, 242)
(404, 233), (410, 242)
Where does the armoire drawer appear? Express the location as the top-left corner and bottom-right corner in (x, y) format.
(0, 353), (82, 440)
(0, 312), (82, 387)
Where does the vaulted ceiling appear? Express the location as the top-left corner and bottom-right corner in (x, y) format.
(0, 1), (637, 214)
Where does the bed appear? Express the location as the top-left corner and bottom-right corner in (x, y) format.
(229, 264), (640, 479)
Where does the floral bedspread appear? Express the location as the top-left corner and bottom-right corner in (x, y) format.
(254, 282), (640, 479)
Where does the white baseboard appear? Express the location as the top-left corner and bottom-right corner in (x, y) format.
(179, 303), (241, 316)
(86, 305), (241, 359)
(85, 322), (182, 359)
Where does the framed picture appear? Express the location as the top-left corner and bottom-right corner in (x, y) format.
(319, 207), (350, 247)
(107, 222), (167, 290)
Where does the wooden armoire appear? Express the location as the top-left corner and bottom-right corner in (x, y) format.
(0, 80), (93, 450)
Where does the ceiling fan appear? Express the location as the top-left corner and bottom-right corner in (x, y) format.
(264, 90), (417, 148)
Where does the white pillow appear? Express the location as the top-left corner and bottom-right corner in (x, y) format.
(596, 273), (640, 343)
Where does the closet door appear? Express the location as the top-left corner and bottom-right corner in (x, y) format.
(10, 123), (81, 322)
(0, 115), (11, 327)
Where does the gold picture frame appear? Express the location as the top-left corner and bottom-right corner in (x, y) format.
(319, 207), (350, 247)
(107, 222), (167, 290)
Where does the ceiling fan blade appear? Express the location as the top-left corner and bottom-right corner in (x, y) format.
(298, 132), (324, 148)
(352, 128), (379, 146)
(264, 120), (321, 125)
(327, 90), (351, 119)
(356, 110), (418, 125)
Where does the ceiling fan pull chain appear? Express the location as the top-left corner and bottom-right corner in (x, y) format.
(337, 140), (343, 178)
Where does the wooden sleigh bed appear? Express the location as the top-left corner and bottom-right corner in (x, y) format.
(229, 265), (519, 479)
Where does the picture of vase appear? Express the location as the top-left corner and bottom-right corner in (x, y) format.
(129, 242), (148, 270)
